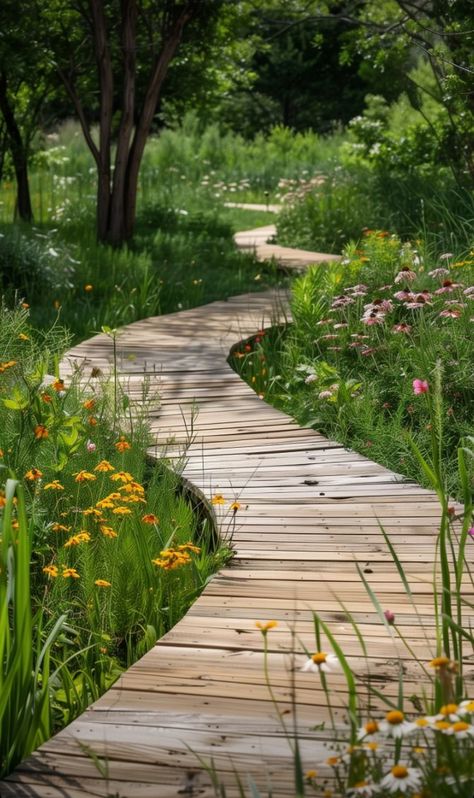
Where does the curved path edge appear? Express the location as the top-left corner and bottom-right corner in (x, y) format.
(2, 232), (448, 797)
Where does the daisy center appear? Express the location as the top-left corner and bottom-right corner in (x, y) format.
(386, 710), (404, 725)
(365, 720), (379, 734)
(452, 721), (469, 733)
(312, 652), (328, 664)
(391, 765), (409, 779)
(441, 703), (458, 715)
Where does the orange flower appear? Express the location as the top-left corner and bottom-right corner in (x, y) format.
(110, 471), (134, 483)
(100, 525), (118, 538)
(94, 459), (114, 472)
(88, 416), (97, 426)
(52, 379), (65, 392)
(62, 567), (80, 579)
(43, 565), (59, 578)
(64, 531), (91, 548)
(115, 436), (131, 452)
(41, 393), (52, 404)
(21, 302), (30, 309)
(83, 398), (95, 410)
(34, 425), (49, 440)
(83, 507), (103, 518)
(94, 579), (111, 587)
(25, 467), (43, 481)
(73, 470), (96, 483)
(44, 480), (64, 491)
(51, 522), (71, 533)
(142, 513), (159, 524)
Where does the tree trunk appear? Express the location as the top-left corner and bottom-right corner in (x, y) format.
(0, 73), (33, 222)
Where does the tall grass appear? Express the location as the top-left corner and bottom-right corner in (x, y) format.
(0, 477), (69, 776)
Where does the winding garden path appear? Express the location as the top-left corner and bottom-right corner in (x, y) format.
(2, 223), (451, 797)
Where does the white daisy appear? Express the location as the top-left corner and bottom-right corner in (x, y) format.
(444, 721), (474, 739)
(459, 699), (474, 715)
(380, 764), (422, 794)
(301, 651), (340, 673)
(427, 703), (461, 723)
(357, 719), (380, 741)
(346, 781), (377, 797)
(378, 710), (416, 739)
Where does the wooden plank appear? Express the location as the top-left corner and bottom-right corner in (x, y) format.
(3, 244), (468, 798)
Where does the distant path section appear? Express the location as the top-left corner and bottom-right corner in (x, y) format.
(2, 235), (447, 797)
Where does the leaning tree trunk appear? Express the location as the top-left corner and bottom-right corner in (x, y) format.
(0, 73), (33, 222)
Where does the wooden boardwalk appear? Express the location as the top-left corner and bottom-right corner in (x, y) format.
(2, 226), (451, 797)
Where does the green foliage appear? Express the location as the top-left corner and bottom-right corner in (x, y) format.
(0, 305), (227, 775)
(234, 233), (474, 498)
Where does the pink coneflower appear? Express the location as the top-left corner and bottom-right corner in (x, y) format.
(345, 284), (368, 296)
(413, 379), (429, 395)
(321, 334), (339, 340)
(318, 390), (334, 399)
(463, 286), (474, 296)
(316, 318), (332, 325)
(333, 322), (348, 329)
(394, 267), (417, 283)
(439, 309), (461, 318)
(429, 268), (450, 279)
(394, 290), (413, 301)
(392, 323), (412, 334)
(362, 313), (385, 325)
(331, 295), (354, 309)
(439, 252), (454, 260)
(360, 347), (378, 356)
(435, 280), (463, 295)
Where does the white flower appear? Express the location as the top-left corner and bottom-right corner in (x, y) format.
(346, 782), (377, 797)
(439, 252), (454, 260)
(86, 440), (96, 453)
(428, 703), (462, 723)
(380, 764), (422, 794)
(442, 721), (474, 739)
(459, 699), (474, 715)
(357, 720), (380, 741)
(378, 710), (416, 739)
(301, 651), (340, 673)
(318, 390), (333, 400)
(304, 374), (317, 385)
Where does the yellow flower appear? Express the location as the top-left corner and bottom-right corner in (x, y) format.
(142, 513), (159, 524)
(43, 564), (58, 578)
(95, 579), (111, 587)
(100, 525), (118, 538)
(255, 620), (278, 633)
(44, 480), (64, 491)
(115, 436), (131, 452)
(25, 467), (43, 481)
(211, 493), (225, 505)
(83, 507), (103, 518)
(177, 542), (201, 554)
(96, 498), (115, 509)
(84, 284), (93, 292)
(112, 506), (132, 515)
(18, 333), (29, 341)
(306, 770), (318, 780)
(94, 459), (114, 472)
(51, 522), (71, 533)
(121, 481), (144, 494)
(62, 567), (80, 579)
(74, 470), (96, 483)
(110, 471), (134, 483)
(230, 501), (242, 512)
(64, 531), (91, 548)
